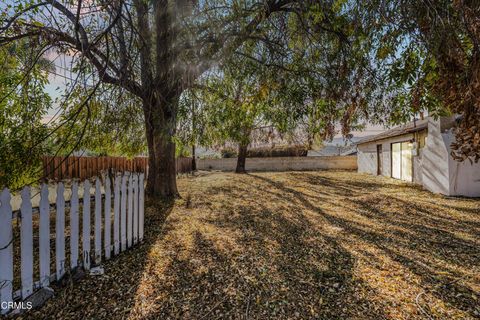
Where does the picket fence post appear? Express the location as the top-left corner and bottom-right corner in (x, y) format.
(139, 173), (145, 242)
(113, 175), (120, 255)
(121, 173), (127, 251)
(83, 180), (91, 270)
(56, 183), (66, 280)
(127, 174), (133, 248)
(94, 178), (102, 264)
(133, 174), (139, 245)
(20, 187), (33, 299)
(70, 181), (79, 269)
(0, 188), (13, 314)
(39, 184), (50, 287)
(104, 176), (111, 260)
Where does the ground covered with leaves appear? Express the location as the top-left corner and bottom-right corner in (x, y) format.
(26, 171), (479, 319)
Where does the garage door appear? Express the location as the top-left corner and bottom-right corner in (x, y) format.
(391, 142), (413, 182)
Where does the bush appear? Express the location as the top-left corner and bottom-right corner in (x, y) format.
(247, 145), (308, 157)
(221, 147), (238, 158)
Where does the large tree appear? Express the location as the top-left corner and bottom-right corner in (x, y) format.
(1, 1), (377, 198)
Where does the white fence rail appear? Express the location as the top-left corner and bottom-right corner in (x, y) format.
(0, 172), (145, 314)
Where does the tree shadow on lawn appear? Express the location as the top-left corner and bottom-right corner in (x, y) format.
(118, 173), (388, 319)
(141, 208), (387, 319)
(167, 179), (388, 319)
(26, 199), (175, 320)
(25, 171), (479, 319)
(248, 173), (480, 319)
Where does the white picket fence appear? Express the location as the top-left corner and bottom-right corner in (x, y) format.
(0, 172), (145, 314)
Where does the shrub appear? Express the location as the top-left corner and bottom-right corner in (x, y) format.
(247, 145), (308, 157)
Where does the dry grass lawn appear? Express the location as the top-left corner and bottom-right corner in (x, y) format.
(28, 171), (480, 319)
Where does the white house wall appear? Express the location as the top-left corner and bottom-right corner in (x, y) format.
(413, 149), (424, 184)
(444, 130), (480, 197)
(357, 143), (377, 175)
(358, 116), (480, 197)
(421, 118), (451, 195)
(357, 133), (416, 180)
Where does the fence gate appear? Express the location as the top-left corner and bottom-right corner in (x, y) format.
(0, 172), (145, 314)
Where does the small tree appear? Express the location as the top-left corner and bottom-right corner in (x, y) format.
(193, 54), (301, 173)
(177, 89), (207, 171)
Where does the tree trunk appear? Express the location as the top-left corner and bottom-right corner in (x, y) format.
(143, 98), (179, 199)
(191, 145), (197, 171)
(236, 143), (248, 173)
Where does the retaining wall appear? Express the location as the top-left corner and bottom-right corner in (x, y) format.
(197, 156), (357, 171)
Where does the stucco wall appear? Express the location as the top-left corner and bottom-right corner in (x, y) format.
(357, 143), (377, 175)
(197, 156), (358, 172)
(444, 131), (480, 197)
(421, 118), (451, 195)
(413, 149), (424, 184)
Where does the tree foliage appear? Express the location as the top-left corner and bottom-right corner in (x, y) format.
(371, 0), (480, 162)
(53, 86), (146, 158)
(0, 41), (52, 189)
(2, 0), (479, 193)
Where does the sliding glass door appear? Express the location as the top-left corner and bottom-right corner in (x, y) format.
(391, 142), (413, 182)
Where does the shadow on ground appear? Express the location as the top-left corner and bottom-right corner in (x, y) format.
(26, 171), (480, 319)
(27, 199), (174, 320)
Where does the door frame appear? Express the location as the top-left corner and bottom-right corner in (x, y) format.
(376, 144), (383, 175)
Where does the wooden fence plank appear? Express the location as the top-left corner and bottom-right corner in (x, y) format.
(113, 175), (120, 256)
(56, 183), (66, 281)
(42, 156), (192, 180)
(133, 174), (138, 245)
(39, 184), (50, 287)
(94, 178), (102, 264)
(0, 189), (13, 314)
(139, 173), (145, 242)
(104, 176), (111, 260)
(20, 187), (34, 298)
(127, 174), (133, 248)
(82, 180), (91, 270)
(120, 174), (127, 252)
(70, 181), (79, 269)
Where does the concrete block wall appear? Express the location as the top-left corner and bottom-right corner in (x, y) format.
(197, 156), (358, 172)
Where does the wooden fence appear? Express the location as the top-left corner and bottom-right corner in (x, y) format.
(42, 156), (193, 180)
(0, 172), (145, 315)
